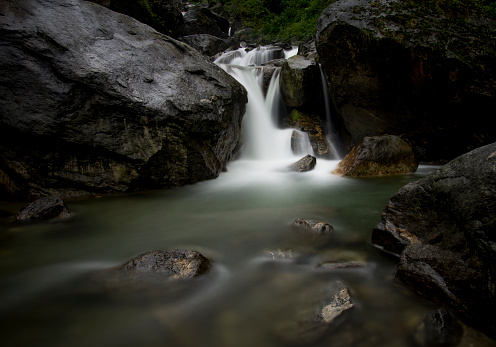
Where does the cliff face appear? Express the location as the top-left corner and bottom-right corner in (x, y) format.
(0, 0), (247, 200)
(316, 0), (496, 162)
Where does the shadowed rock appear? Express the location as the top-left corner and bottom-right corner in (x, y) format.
(16, 195), (71, 221)
(372, 142), (496, 336)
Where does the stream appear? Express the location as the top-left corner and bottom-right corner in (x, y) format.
(0, 46), (490, 347)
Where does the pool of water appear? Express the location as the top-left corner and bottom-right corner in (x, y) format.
(1, 161), (492, 347)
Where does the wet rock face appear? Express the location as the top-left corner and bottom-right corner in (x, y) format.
(279, 55), (322, 113)
(332, 135), (418, 176)
(372, 142), (496, 336)
(288, 110), (334, 159)
(316, 0), (496, 162)
(121, 250), (211, 280)
(16, 195), (71, 221)
(0, 0), (247, 200)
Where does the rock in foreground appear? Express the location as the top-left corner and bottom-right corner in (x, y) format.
(0, 0), (246, 200)
(372, 143), (496, 336)
(288, 155), (317, 172)
(16, 195), (71, 221)
(121, 250), (211, 280)
(332, 135), (417, 176)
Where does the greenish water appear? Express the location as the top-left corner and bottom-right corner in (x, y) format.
(0, 161), (493, 347)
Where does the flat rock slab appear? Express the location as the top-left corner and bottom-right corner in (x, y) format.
(121, 249), (211, 280)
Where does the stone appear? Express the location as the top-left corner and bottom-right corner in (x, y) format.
(288, 155), (317, 172)
(182, 5), (230, 39)
(279, 55), (323, 113)
(316, 0), (496, 162)
(332, 135), (418, 176)
(292, 218), (334, 236)
(16, 195), (71, 221)
(0, 0), (247, 200)
(273, 281), (354, 345)
(320, 282), (354, 324)
(178, 34), (230, 57)
(121, 249), (211, 280)
(371, 142), (496, 336)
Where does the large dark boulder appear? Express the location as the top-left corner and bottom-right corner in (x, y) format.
(0, 0), (247, 200)
(372, 143), (496, 336)
(316, 0), (496, 162)
(332, 135), (418, 176)
(182, 5), (230, 39)
(279, 55), (323, 113)
(86, 0), (186, 38)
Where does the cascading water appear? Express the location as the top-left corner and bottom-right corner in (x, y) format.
(319, 64), (341, 158)
(214, 46), (334, 172)
(215, 47), (297, 161)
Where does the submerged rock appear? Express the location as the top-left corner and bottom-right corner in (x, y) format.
(16, 195), (71, 221)
(292, 219), (334, 236)
(121, 250), (211, 280)
(288, 155), (317, 172)
(332, 135), (418, 176)
(0, 0), (247, 200)
(413, 309), (463, 347)
(274, 281), (354, 344)
(316, 0), (496, 162)
(372, 142), (496, 336)
(320, 282), (354, 324)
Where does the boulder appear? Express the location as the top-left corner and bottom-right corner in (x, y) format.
(16, 194), (71, 221)
(332, 135), (418, 176)
(371, 142), (496, 336)
(101, 0), (185, 38)
(182, 5), (230, 39)
(121, 249), (211, 280)
(316, 0), (496, 162)
(0, 0), (247, 200)
(288, 155), (317, 172)
(279, 55), (322, 113)
(178, 34), (230, 57)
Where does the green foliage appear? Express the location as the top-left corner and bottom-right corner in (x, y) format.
(194, 0), (496, 43)
(193, 0), (337, 42)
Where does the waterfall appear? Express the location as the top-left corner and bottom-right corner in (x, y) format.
(215, 47), (297, 161)
(319, 64), (341, 158)
(214, 47), (338, 175)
